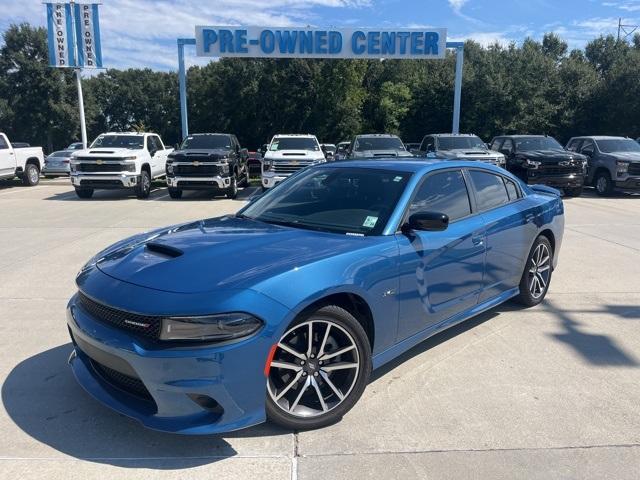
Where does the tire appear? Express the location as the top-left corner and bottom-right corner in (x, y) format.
(22, 163), (40, 186)
(239, 167), (250, 187)
(594, 170), (613, 196)
(74, 187), (94, 199)
(135, 170), (151, 199)
(514, 235), (553, 307)
(564, 186), (583, 197)
(266, 305), (372, 430)
(168, 187), (183, 199)
(226, 175), (238, 199)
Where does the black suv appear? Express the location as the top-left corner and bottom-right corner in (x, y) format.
(166, 133), (249, 199)
(490, 135), (586, 196)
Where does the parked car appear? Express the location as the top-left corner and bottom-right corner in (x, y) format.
(261, 134), (325, 190)
(566, 136), (640, 196)
(414, 133), (506, 167)
(344, 134), (413, 159)
(404, 142), (421, 151)
(334, 141), (351, 161)
(70, 132), (173, 199)
(67, 142), (85, 150)
(165, 133), (249, 199)
(0, 132), (44, 186)
(42, 150), (73, 177)
(490, 135), (586, 196)
(247, 151), (262, 177)
(321, 143), (337, 161)
(67, 159), (564, 434)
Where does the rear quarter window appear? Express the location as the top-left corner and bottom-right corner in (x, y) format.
(469, 170), (511, 211)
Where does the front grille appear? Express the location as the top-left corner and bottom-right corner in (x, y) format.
(77, 163), (126, 173)
(77, 292), (162, 340)
(628, 163), (640, 175)
(272, 163), (308, 175)
(90, 359), (155, 403)
(177, 180), (222, 187)
(537, 165), (582, 176)
(174, 164), (222, 176)
(80, 179), (123, 186)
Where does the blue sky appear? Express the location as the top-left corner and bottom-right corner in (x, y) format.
(1, 0), (638, 71)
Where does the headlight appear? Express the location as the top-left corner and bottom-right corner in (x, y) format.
(616, 160), (629, 175)
(167, 163), (174, 174)
(124, 164), (136, 172)
(524, 158), (541, 169)
(262, 159), (273, 172)
(123, 156), (137, 161)
(70, 163), (77, 172)
(160, 313), (263, 342)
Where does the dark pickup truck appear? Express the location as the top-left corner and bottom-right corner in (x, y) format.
(490, 135), (587, 196)
(166, 133), (249, 199)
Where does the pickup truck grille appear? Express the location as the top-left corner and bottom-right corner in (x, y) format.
(77, 163), (126, 173)
(537, 165), (583, 176)
(173, 164), (223, 176)
(272, 162), (310, 175)
(628, 163), (640, 176)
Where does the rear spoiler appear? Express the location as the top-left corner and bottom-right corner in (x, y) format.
(529, 184), (562, 196)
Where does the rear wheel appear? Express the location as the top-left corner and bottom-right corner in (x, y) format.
(515, 236), (553, 307)
(135, 170), (151, 199)
(168, 187), (183, 199)
(266, 305), (371, 430)
(22, 163), (40, 186)
(74, 187), (94, 199)
(595, 171), (613, 196)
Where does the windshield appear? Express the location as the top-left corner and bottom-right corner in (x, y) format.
(90, 135), (144, 150)
(181, 135), (232, 150)
(239, 167), (411, 235)
(438, 136), (486, 150)
(354, 137), (405, 151)
(515, 137), (563, 151)
(270, 138), (319, 151)
(596, 139), (640, 153)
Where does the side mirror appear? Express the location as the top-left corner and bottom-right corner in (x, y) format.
(402, 212), (449, 233)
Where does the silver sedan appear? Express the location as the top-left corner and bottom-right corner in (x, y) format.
(42, 150), (73, 177)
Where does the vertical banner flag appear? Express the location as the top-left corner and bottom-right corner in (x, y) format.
(46, 3), (76, 67)
(74, 3), (103, 68)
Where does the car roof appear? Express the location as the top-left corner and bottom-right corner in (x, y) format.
(355, 133), (400, 138)
(102, 132), (149, 136)
(189, 133), (232, 136)
(316, 159), (505, 174)
(429, 133), (480, 137)
(569, 135), (630, 141)
(494, 135), (550, 139)
(272, 134), (316, 138)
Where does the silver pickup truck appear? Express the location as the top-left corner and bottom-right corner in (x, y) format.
(0, 133), (45, 186)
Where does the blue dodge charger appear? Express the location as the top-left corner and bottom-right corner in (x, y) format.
(67, 160), (564, 434)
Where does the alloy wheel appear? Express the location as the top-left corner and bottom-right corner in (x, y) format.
(28, 166), (39, 184)
(527, 243), (551, 299)
(267, 320), (360, 418)
(596, 176), (608, 194)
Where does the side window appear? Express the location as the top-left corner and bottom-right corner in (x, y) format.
(470, 170), (510, 211)
(153, 136), (164, 150)
(408, 170), (471, 222)
(504, 178), (519, 201)
(566, 139), (582, 152)
(0, 136), (8, 149)
(146, 136), (153, 151)
(501, 139), (514, 155)
(581, 140), (595, 156)
(490, 138), (503, 151)
(420, 136), (434, 152)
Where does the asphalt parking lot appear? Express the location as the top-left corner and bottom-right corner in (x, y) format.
(0, 178), (639, 479)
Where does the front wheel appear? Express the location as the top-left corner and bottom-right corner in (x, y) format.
(135, 170), (151, 199)
(266, 305), (371, 430)
(226, 175), (238, 199)
(22, 163), (40, 186)
(168, 187), (182, 199)
(515, 236), (553, 307)
(595, 171), (613, 196)
(564, 186), (583, 197)
(74, 187), (94, 199)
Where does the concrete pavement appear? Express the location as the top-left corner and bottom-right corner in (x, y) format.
(0, 178), (638, 479)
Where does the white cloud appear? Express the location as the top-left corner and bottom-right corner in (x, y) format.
(448, 0), (469, 13)
(602, 0), (640, 12)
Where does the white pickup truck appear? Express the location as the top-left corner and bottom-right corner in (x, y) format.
(70, 132), (173, 199)
(0, 133), (45, 186)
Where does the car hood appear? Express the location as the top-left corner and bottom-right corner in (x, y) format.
(169, 148), (232, 160)
(603, 151), (640, 161)
(94, 217), (366, 294)
(264, 151), (324, 162)
(352, 150), (413, 158)
(73, 147), (141, 158)
(518, 149), (586, 163)
(439, 148), (500, 158)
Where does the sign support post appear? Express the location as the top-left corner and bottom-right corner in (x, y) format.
(75, 67), (88, 148)
(448, 42), (464, 134)
(178, 38), (196, 141)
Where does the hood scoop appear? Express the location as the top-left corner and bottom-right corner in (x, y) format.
(145, 242), (183, 258)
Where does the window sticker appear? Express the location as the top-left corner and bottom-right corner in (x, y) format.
(393, 176), (403, 182)
(363, 216), (378, 228)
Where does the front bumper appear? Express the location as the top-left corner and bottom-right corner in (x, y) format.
(43, 165), (70, 175)
(261, 173), (288, 189)
(525, 172), (584, 188)
(615, 176), (640, 190)
(71, 173), (138, 189)
(166, 175), (231, 190)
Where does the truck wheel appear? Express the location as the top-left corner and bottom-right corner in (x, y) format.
(240, 168), (250, 187)
(564, 186), (583, 197)
(168, 187), (183, 199)
(595, 171), (613, 196)
(74, 187), (94, 199)
(135, 170), (151, 199)
(22, 163), (40, 186)
(226, 176), (238, 199)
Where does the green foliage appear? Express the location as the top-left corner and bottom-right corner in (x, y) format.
(2, 23), (640, 151)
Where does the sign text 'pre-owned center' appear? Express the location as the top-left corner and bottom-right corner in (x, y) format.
(195, 27), (447, 59)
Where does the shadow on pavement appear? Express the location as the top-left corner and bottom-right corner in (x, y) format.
(1, 343), (285, 469)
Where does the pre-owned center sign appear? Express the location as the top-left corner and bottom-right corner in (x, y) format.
(195, 26), (447, 59)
